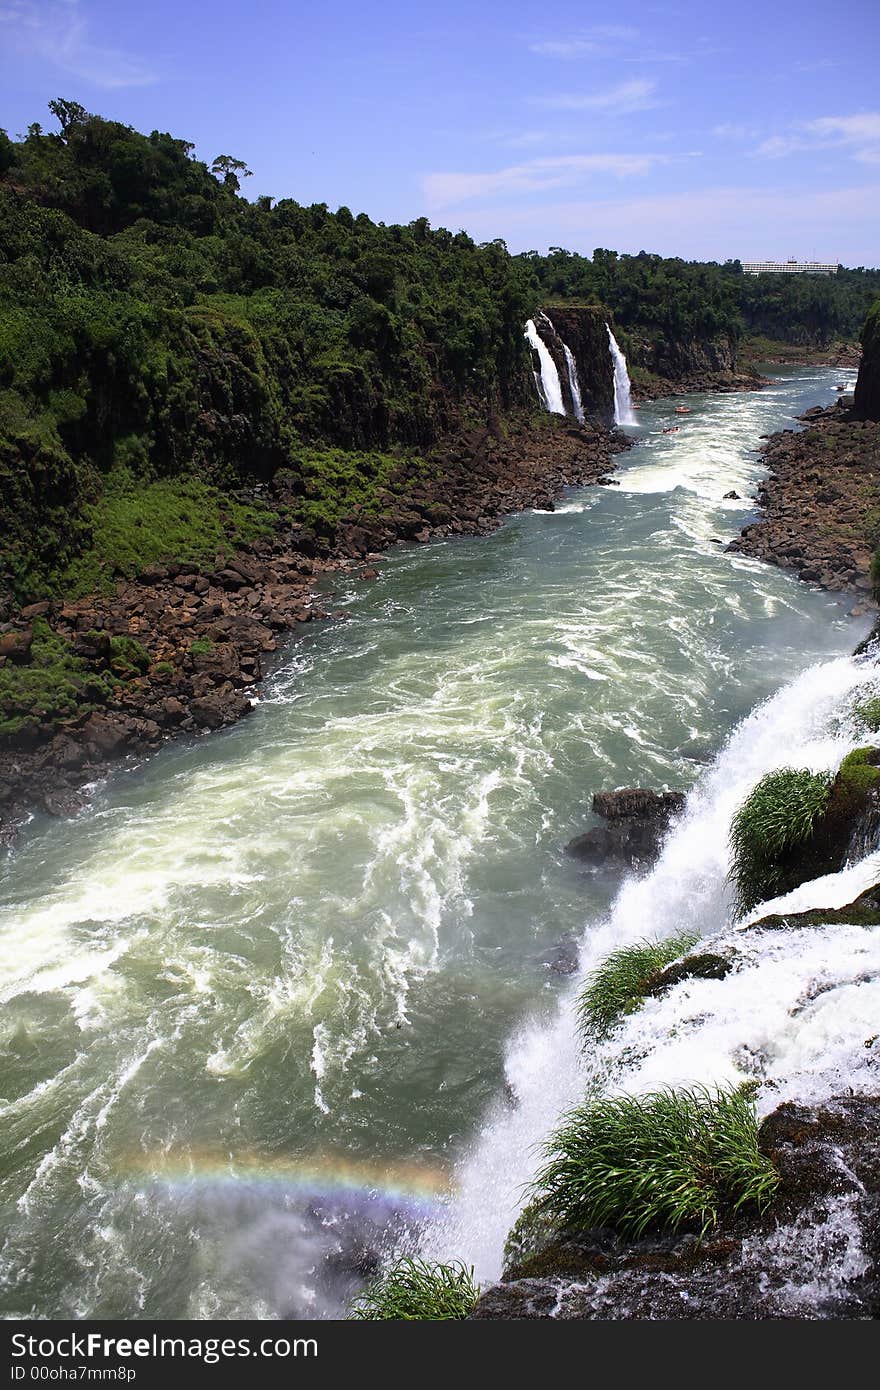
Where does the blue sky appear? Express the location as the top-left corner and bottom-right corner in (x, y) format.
(1, 0), (878, 264)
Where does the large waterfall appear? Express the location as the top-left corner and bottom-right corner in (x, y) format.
(562, 343), (585, 423)
(524, 319), (565, 415)
(607, 324), (637, 427)
(428, 645), (880, 1299)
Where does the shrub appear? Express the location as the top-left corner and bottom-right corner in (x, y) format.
(108, 635), (151, 674)
(729, 767), (831, 915)
(349, 1258), (479, 1321)
(531, 1085), (778, 1238)
(189, 638), (213, 656)
(577, 930), (699, 1038)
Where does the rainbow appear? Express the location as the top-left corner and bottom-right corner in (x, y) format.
(119, 1148), (451, 1210)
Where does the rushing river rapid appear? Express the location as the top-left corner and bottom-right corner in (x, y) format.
(2, 366), (876, 1319)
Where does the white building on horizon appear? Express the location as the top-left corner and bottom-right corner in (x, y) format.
(741, 259), (838, 276)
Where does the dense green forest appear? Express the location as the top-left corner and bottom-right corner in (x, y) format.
(1, 101), (878, 603)
(0, 102), (543, 598)
(522, 247), (880, 347)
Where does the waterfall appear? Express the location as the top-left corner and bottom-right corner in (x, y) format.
(607, 324), (636, 427)
(562, 343), (585, 423)
(524, 318), (565, 415)
(426, 650), (880, 1282)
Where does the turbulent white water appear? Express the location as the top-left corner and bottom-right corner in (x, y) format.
(524, 318), (565, 414)
(428, 649), (880, 1279)
(607, 324), (637, 427)
(562, 344), (585, 423)
(0, 365), (869, 1318)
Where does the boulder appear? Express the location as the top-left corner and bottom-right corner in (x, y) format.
(0, 628), (33, 664)
(566, 789), (686, 869)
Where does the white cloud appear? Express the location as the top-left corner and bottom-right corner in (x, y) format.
(0, 0), (157, 88)
(423, 152), (670, 208)
(536, 79), (659, 115)
(755, 135), (809, 158)
(530, 26), (638, 57)
(712, 122), (759, 140)
(755, 112), (880, 165)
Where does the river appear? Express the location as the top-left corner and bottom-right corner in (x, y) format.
(0, 366), (870, 1318)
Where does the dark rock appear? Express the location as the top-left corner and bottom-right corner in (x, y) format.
(543, 936), (580, 976)
(592, 789), (686, 820)
(566, 789), (686, 870)
(81, 713), (128, 758)
(139, 564), (168, 584)
(644, 952), (734, 995)
(746, 880), (880, 932)
(722, 490), (741, 500)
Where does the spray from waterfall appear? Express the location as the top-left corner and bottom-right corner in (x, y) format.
(524, 319), (565, 415)
(607, 324), (636, 427)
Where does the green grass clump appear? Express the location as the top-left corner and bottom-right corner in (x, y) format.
(532, 1085), (778, 1239)
(577, 930), (700, 1038)
(189, 638), (214, 656)
(108, 635), (151, 677)
(349, 1258), (479, 1321)
(856, 696), (880, 733)
(60, 471), (276, 597)
(729, 767), (832, 915)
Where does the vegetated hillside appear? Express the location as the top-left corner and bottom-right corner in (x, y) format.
(0, 102), (538, 600)
(2, 101), (877, 608)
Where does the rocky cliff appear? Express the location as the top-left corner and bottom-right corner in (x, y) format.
(854, 300), (880, 421)
(535, 305), (616, 426)
(626, 331), (762, 398)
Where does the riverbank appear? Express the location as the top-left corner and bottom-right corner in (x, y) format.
(0, 412), (628, 844)
(729, 398), (880, 609)
(630, 336), (862, 403)
(738, 335), (862, 370)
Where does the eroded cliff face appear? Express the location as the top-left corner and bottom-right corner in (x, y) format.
(625, 331), (762, 398)
(532, 306), (616, 426)
(854, 301), (880, 421)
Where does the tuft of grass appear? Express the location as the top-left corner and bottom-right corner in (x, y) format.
(855, 696), (880, 733)
(729, 767), (832, 916)
(349, 1258), (479, 1321)
(188, 638), (214, 656)
(577, 930), (700, 1038)
(531, 1084), (778, 1239)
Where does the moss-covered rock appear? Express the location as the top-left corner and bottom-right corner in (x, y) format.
(746, 881), (880, 931)
(644, 952), (734, 995)
(730, 752), (880, 915)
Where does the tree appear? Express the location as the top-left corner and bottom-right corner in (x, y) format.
(48, 99), (89, 140)
(210, 155), (253, 192)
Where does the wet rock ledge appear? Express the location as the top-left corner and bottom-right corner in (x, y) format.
(472, 1096), (880, 1320)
